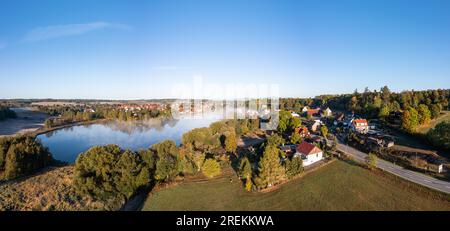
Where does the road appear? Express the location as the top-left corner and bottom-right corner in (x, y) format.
(335, 139), (450, 194)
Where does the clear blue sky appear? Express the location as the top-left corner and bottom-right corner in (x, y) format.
(1, 0), (449, 99)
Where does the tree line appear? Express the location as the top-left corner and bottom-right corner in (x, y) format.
(41, 105), (169, 128)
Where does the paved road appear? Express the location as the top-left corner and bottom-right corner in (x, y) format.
(335, 140), (450, 194)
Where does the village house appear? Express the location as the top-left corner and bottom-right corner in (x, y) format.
(350, 119), (369, 134)
(307, 119), (323, 132)
(294, 141), (324, 166)
(302, 106), (309, 113)
(321, 107), (333, 117)
(306, 108), (321, 117)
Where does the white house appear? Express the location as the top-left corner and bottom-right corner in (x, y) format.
(321, 107), (332, 117)
(302, 106), (309, 113)
(350, 119), (369, 134)
(309, 119), (323, 132)
(294, 141), (323, 167)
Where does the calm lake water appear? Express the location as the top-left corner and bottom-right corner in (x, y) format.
(37, 116), (221, 163)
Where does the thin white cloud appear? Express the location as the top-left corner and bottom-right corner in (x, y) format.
(21, 21), (131, 42)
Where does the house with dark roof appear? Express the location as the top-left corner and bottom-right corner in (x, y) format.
(294, 141), (324, 166)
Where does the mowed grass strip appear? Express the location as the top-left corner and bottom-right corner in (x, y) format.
(142, 160), (450, 211)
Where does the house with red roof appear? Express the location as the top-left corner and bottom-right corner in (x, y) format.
(350, 118), (369, 134)
(294, 141), (324, 166)
(306, 108), (321, 117)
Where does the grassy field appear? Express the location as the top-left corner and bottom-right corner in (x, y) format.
(416, 111), (450, 134)
(0, 166), (124, 211)
(142, 160), (450, 211)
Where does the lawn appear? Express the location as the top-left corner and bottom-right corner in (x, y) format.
(142, 160), (450, 211)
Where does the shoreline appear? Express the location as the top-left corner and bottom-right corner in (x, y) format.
(31, 118), (110, 137)
(20, 114), (174, 138)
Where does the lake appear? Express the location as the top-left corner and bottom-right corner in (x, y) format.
(37, 116), (221, 163)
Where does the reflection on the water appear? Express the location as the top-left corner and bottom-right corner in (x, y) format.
(38, 116), (219, 163)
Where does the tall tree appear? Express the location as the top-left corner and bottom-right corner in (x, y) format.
(290, 132), (302, 144)
(285, 157), (303, 179)
(225, 131), (237, 153)
(378, 105), (390, 119)
(402, 107), (419, 133)
(430, 104), (441, 119)
(255, 145), (286, 189)
(238, 157), (252, 180)
(152, 140), (179, 182)
(267, 134), (285, 147)
(418, 104), (431, 125)
(380, 86), (391, 103)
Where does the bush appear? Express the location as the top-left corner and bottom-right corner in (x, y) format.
(176, 150), (196, 175)
(182, 127), (220, 152)
(427, 121), (450, 151)
(73, 145), (153, 200)
(202, 159), (221, 178)
(0, 136), (53, 180)
(365, 153), (378, 170)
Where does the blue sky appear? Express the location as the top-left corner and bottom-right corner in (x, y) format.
(0, 0), (449, 99)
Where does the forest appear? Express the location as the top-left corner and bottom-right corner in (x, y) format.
(281, 87), (448, 121)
